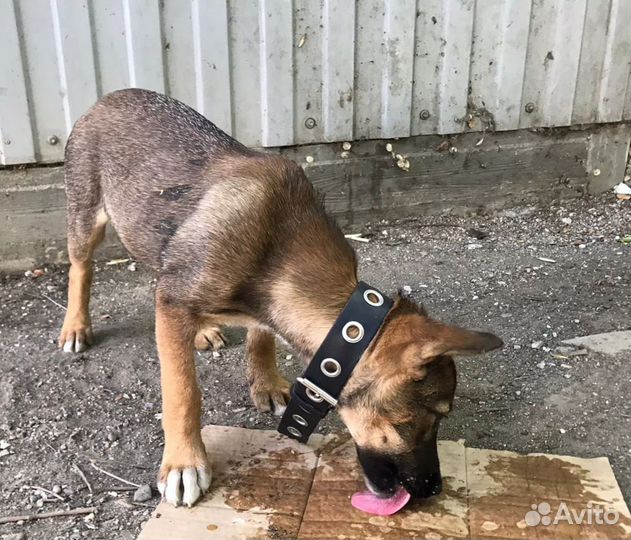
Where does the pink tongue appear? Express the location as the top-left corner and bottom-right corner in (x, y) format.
(351, 486), (411, 516)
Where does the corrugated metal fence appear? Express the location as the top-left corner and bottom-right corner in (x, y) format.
(1, 0), (630, 165)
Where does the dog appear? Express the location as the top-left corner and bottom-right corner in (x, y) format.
(58, 88), (502, 507)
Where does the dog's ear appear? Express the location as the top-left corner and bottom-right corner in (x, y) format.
(417, 320), (503, 360)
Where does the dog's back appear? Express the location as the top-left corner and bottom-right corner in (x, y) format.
(64, 88), (253, 268)
(63, 89), (354, 315)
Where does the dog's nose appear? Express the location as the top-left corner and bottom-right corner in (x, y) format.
(405, 472), (442, 498)
(426, 473), (442, 497)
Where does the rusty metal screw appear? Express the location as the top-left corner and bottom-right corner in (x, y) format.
(304, 117), (316, 129)
(524, 102), (535, 114)
(419, 109), (431, 120)
(48, 135), (59, 145)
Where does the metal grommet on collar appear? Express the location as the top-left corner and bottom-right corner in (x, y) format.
(292, 414), (308, 426)
(342, 321), (364, 343)
(363, 289), (384, 307)
(287, 426), (302, 438)
(320, 358), (342, 377)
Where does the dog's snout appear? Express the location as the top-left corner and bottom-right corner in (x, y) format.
(425, 472), (442, 496)
(403, 471), (442, 499)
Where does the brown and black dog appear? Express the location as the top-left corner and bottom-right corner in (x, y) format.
(59, 88), (502, 507)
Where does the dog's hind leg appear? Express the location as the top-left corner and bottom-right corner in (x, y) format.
(246, 328), (290, 416)
(58, 157), (108, 353)
(193, 325), (226, 351)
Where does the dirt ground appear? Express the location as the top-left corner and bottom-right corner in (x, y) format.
(0, 194), (629, 540)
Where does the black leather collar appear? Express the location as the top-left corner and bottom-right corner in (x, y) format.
(278, 281), (394, 442)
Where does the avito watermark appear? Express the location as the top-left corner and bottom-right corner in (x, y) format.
(525, 501), (620, 527)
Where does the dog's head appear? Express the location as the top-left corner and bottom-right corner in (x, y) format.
(338, 296), (502, 499)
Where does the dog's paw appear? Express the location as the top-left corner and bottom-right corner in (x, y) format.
(194, 326), (226, 351)
(58, 319), (93, 353)
(158, 465), (212, 507)
(249, 373), (291, 416)
(158, 445), (212, 507)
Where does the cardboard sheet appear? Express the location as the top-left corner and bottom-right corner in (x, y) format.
(138, 426), (631, 540)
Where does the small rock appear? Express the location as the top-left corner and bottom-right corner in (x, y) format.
(305, 155), (314, 164)
(467, 243), (483, 250)
(402, 285), (412, 295)
(559, 428), (566, 434)
(285, 354), (293, 360)
(107, 431), (120, 442)
(342, 141), (352, 151)
(133, 484), (152, 503)
(212, 351), (221, 359)
(560, 217), (572, 225)
(467, 228), (488, 240)
(613, 182), (631, 195)
(531, 341), (544, 349)
(2, 533), (26, 540)
(127, 262), (137, 272)
(52, 484), (62, 494)
(536, 361), (546, 369)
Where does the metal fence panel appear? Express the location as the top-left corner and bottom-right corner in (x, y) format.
(411, 0), (475, 135)
(469, 0), (531, 132)
(520, 0), (588, 129)
(0, 0), (35, 164)
(1, 0), (630, 165)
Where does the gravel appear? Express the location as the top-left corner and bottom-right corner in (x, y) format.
(0, 193), (629, 539)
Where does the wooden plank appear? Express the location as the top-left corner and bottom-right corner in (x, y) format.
(353, 0), (385, 140)
(380, 0), (416, 138)
(321, 0), (355, 142)
(520, 0), (587, 128)
(91, 0), (130, 94)
(0, 0), (36, 164)
(3, 125), (629, 270)
(280, 128), (597, 228)
(259, 0), (294, 146)
(411, 0), (475, 135)
(16, 0), (66, 162)
(192, 0), (232, 133)
(469, 0), (531, 131)
(50, 0), (98, 132)
(293, 0), (324, 144)
(122, 0), (164, 92)
(228, 0), (261, 145)
(596, 0), (631, 122)
(586, 124), (631, 194)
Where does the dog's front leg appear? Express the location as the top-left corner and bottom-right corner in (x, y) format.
(246, 328), (290, 416)
(155, 295), (211, 507)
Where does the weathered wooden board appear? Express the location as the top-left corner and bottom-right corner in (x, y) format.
(137, 425), (631, 540)
(1, 124), (629, 272)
